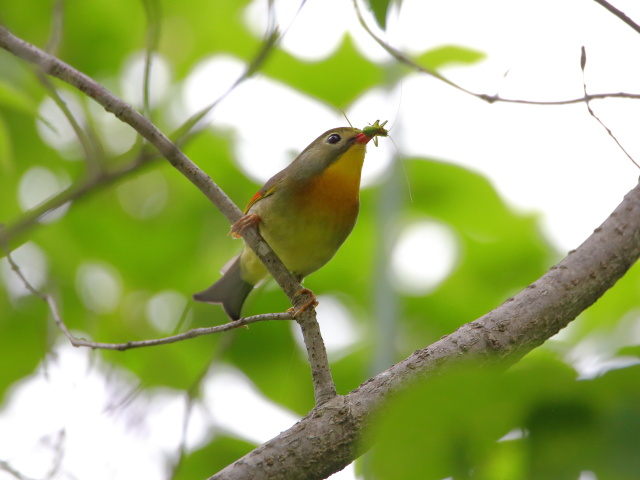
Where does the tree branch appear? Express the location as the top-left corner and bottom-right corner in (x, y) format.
(593, 0), (640, 35)
(0, 26), (337, 406)
(210, 178), (640, 479)
(3, 236), (298, 347)
(0, 240), (296, 349)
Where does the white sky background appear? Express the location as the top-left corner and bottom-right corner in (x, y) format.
(2, 0), (640, 479)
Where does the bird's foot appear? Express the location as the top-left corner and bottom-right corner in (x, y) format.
(288, 288), (318, 318)
(229, 214), (260, 238)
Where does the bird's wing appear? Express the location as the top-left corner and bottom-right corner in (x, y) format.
(243, 177), (280, 214)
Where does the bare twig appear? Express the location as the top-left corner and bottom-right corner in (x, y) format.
(0, 460), (36, 480)
(64, 312), (295, 351)
(353, 0), (469, 94)
(580, 46), (640, 169)
(593, 0), (640, 35)
(478, 91), (640, 106)
(2, 242), (294, 349)
(36, 71), (104, 172)
(43, 430), (66, 480)
(41, 0), (106, 173)
(141, 0), (162, 118)
(0, 429), (64, 480)
(172, 28), (280, 146)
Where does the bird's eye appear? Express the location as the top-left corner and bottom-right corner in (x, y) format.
(326, 133), (341, 144)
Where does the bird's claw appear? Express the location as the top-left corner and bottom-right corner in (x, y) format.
(290, 288), (318, 317)
(230, 214), (260, 238)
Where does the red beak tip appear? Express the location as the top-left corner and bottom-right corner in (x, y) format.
(356, 132), (371, 144)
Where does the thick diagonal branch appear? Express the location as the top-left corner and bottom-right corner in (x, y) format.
(210, 179), (640, 479)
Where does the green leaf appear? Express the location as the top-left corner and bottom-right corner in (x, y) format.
(368, 367), (524, 480)
(616, 345), (640, 358)
(368, 361), (640, 480)
(417, 45), (486, 70)
(173, 434), (256, 480)
(367, 0), (392, 30)
(574, 261), (640, 337)
(264, 35), (385, 107)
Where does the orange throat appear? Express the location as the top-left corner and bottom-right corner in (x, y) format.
(302, 144), (365, 215)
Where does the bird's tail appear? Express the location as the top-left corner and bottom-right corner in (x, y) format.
(193, 256), (253, 320)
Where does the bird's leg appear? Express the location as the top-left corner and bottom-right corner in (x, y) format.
(289, 288), (319, 317)
(229, 214), (260, 239)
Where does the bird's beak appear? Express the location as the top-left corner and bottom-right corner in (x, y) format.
(355, 132), (372, 144)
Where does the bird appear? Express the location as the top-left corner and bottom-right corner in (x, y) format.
(193, 122), (388, 320)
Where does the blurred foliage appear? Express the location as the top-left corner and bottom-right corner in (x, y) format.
(173, 434), (256, 480)
(417, 44), (486, 70)
(368, 360), (640, 480)
(0, 0), (639, 479)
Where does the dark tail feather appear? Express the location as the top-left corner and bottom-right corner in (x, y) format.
(193, 256), (253, 320)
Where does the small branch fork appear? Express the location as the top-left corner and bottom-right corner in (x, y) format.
(0, 26), (336, 405)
